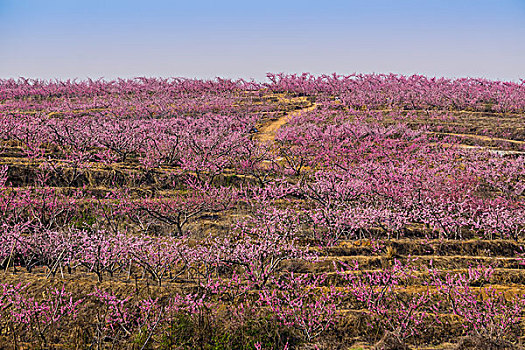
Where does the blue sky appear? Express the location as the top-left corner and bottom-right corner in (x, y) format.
(0, 0), (524, 81)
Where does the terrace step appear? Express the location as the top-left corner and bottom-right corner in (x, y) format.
(313, 255), (524, 271)
(321, 268), (525, 287)
(326, 239), (523, 258)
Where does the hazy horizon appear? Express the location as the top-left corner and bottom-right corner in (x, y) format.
(1, 0), (524, 82)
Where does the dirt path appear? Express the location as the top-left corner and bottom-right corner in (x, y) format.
(427, 131), (525, 145)
(454, 144), (525, 155)
(255, 98), (316, 143)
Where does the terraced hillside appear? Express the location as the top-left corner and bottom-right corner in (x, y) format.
(0, 74), (524, 349)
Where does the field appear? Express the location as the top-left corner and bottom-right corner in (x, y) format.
(0, 73), (524, 349)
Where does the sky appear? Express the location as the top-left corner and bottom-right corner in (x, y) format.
(0, 0), (524, 82)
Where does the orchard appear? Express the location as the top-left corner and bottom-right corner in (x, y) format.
(0, 74), (524, 349)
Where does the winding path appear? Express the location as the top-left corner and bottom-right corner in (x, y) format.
(255, 97), (316, 143)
